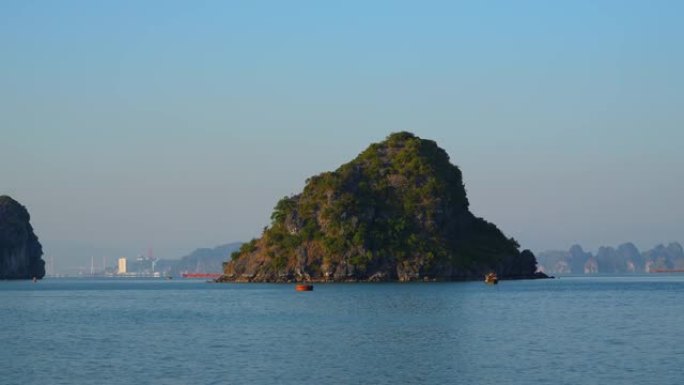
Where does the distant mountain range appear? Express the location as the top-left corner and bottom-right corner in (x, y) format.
(168, 241), (684, 277)
(536, 242), (684, 274)
(154, 243), (242, 276)
(126, 240), (684, 277)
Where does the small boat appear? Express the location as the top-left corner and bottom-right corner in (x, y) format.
(484, 272), (498, 285)
(295, 284), (314, 292)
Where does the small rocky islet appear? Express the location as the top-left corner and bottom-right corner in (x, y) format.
(220, 132), (547, 283)
(0, 195), (45, 280)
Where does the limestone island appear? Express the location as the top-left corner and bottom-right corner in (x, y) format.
(219, 132), (548, 283)
(0, 195), (45, 280)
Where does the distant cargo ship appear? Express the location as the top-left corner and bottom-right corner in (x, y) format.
(181, 273), (222, 279)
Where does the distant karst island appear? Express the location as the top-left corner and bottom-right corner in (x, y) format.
(0, 195), (45, 280)
(219, 132), (547, 283)
(537, 242), (684, 275)
(153, 243), (242, 277)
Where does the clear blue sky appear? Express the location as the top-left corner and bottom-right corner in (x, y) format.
(2, 0), (683, 271)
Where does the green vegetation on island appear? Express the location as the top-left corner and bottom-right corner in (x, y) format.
(0, 195), (45, 280)
(220, 132), (545, 282)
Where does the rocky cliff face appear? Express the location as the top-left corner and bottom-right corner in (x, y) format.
(221, 132), (545, 282)
(0, 195), (45, 279)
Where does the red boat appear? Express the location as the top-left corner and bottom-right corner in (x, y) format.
(295, 284), (314, 291)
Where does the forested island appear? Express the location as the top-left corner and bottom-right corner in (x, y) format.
(0, 195), (45, 280)
(220, 132), (546, 282)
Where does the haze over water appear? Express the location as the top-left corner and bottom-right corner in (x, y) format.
(2, 276), (683, 385)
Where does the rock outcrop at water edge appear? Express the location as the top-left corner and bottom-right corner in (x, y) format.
(0, 195), (45, 280)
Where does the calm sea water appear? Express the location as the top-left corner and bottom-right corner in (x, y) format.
(2, 276), (683, 385)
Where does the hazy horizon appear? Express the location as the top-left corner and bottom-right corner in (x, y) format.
(2, 1), (682, 271)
